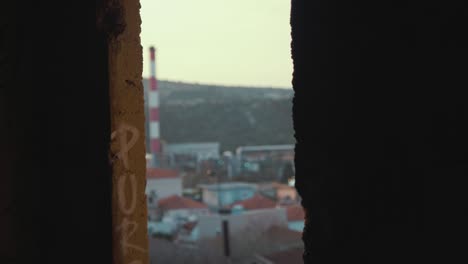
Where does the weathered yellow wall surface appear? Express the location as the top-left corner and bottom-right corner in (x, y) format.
(107, 0), (149, 263)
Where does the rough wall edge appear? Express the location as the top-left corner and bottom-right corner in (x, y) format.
(104, 0), (149, 263)
(290, 0), (309, 263)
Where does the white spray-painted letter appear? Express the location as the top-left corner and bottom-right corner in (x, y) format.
(111, 123), (139, 170)
(117, 173), (137, 215)
(117, 218), (146, 256)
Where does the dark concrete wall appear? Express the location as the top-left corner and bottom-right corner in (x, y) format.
(1, 1), (112, 263)
(2, 0), (468, 264)
(291, 1), (468, 263)
(106, 0), (150, 263)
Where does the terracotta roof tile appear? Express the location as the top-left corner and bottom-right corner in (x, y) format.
(261, 226), (302, 245)
(229, 194), (277, 210)
(158, 195), (207, 210)
(147, 168), (179, 179)
(262, 247), (304, 264)
(286, 205), (305, 221)
(270, 182), (294, 189)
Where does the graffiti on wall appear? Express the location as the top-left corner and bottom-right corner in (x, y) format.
(111, 123), (146, 264)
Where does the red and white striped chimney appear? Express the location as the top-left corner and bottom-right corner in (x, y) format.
(149, 46), (161, 165)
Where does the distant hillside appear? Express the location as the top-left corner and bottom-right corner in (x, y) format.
(143, 79), (295, 152)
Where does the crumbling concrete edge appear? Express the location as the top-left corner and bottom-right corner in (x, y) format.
(104, 0), (149, 263)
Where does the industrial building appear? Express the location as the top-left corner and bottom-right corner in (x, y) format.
(234, 144), (295, 181)
(163, 142), (220, 171)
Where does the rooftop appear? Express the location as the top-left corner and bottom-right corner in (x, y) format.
(285, 205), (305, 222)
(258, 247), (304, 264)
(261, 226), (302, 247)
(209, 225), (302, 259)
(258, 182), (294, 190)
(229, 194), (277, 210)
(147, 168), (179, 179)
(158, 195), (208, 210)
(198, 182), (257, 191)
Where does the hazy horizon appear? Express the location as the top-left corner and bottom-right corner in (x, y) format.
(140, 0), (293, 89)
(144, 77), (292, 89)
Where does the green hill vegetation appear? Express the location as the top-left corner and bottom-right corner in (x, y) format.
(143, 80), (295, 152)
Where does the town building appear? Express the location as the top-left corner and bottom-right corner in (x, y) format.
(146, 168), (183, 199)
(258, 182), (300, 204)
(146, 168), (183, 220)
(228, 193), (277, 211)
(157, 195), (210, 222)
(285, 204), (305, 232)
(198, 182), (258, 209)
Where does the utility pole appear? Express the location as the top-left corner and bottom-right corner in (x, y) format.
(216, 171), (222, 211)
(222, 219), (231, 263)
(212, 170), (231, 262)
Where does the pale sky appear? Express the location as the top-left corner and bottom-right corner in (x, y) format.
(140, 0), (293, 88)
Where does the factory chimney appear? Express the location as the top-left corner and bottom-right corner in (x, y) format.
(149, 46), (161, 167)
